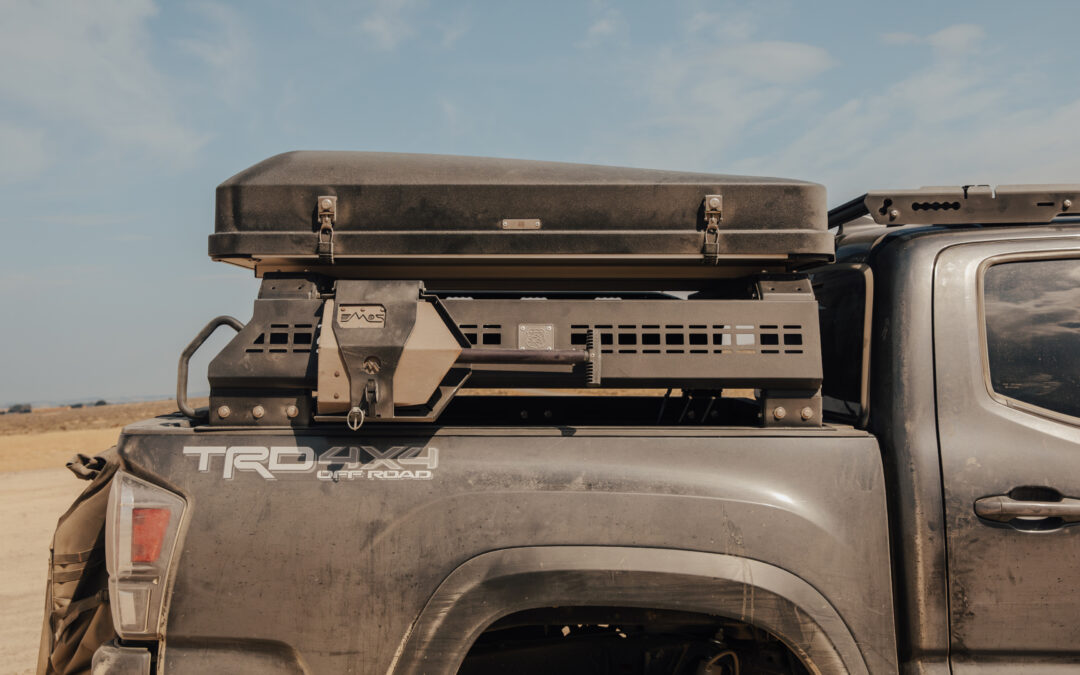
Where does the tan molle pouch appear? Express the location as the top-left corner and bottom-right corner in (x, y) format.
(37, 449), (123, 675)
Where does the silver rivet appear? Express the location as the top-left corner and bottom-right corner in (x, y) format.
(217, 405), (231, 419)
(708, 197), (721, 209)
(773, 406), (787, 420)
(252, 405), (265, 419)
(889, 209), (900, 219)
(1064, 199), (1073, 209)
(320, 198), (332, 210)
(801, 406), (814, 420)
(286, 405), (299, 419)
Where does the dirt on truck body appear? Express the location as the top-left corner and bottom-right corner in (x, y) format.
(38, 154), (1080, 675)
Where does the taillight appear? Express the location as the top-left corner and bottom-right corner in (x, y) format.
(131, 508), (170, 562)
(106, 471), (186, 639)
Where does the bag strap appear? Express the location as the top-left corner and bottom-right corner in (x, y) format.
(52, 590), (108, 642)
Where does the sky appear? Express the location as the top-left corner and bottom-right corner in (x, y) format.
(1, 0), (1079, 405)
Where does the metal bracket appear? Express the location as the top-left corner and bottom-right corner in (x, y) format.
(585, 329), (602, 386)
(754, 277), (815, 301)
(363, 378), (378, 411)
(316, 195), (337, 264)
(761, 389), (822, 428)
(702, 194), (723, 263)
(501, 218), (542, 230)
(864, 185), (1077, 226)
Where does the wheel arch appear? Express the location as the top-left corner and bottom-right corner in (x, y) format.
(387, 546), (868, 675)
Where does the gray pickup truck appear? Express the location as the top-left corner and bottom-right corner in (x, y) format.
(38, 155), (1080, 675)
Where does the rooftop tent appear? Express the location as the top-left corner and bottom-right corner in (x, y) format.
(210, 151), (832, 288)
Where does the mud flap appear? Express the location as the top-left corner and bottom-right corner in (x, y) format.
(37, 449), (124, 675)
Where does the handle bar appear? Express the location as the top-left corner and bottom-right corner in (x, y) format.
(177, 316), (244, 419)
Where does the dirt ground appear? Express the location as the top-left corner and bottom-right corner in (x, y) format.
(0, 400), (201, 675)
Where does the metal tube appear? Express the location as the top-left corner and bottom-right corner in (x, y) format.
(455, 348), (590, 365)
(177, 315), (244, 419)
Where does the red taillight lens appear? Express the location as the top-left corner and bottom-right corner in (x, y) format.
(131, 507), (171, 562)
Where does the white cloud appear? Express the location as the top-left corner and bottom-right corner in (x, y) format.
(926, 23), (984, 55)
(0, 0), (205, 163)
(881, 24), (984, 55)
(440, 14), (469, 48)
(589, 16), (618, 37)
(589, 27), (834, 170)
(580, 8), (627, 48)
(439, 97), (463, 135)
(733, 23), (1080, 198)
(0, 121), (50, 182)
(359, 0), (422, 51)
(588, 12), (620, 37)
(715, 41), (834, 84)
(686, 8), (758, 42)
(881, 31), (919, 45)
(175, 3), (256, 105)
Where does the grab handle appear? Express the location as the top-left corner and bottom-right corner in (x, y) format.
(177, 316), (244, 419)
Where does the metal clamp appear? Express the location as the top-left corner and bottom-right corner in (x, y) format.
(702, 194), (723, 263)
(317, 228), (334, 264)
(316, 195), (337, 264)
(343, 380), (378, 431)
(177, 316), (244, 419)
(346, 406), (365, 431)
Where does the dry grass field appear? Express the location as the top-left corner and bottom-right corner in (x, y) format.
(0, 399), (204, 674)
(0, 399), (207, 472)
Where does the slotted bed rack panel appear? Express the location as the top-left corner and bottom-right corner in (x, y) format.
(442, 297), (822, 391)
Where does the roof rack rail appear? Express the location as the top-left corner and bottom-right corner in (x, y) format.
(829, 184), (1079, 229)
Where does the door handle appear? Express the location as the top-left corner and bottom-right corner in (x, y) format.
(975, 494), (1080, 523)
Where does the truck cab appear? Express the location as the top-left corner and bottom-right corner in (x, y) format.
(824, 188), (1080, 674)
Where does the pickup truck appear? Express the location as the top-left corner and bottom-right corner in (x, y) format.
(37, 158), (1080, 675)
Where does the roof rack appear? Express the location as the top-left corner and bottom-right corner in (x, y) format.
(829, 184), (1079, 229)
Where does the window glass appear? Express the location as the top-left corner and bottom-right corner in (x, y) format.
(984, 258), (1080, 420)
(812, 266), (869, 422)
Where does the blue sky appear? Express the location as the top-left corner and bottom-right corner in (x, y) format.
(1, 0), (1079, 405)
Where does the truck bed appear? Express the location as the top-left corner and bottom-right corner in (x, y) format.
(117, 416), (896, 674)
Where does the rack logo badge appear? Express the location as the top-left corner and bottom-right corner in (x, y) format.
(183, 445), (438, 481)
(337, 304), (386, 328)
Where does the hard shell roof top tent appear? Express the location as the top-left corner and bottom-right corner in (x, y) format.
(210, 151), (833, 288)
(183, 152), (835, 431)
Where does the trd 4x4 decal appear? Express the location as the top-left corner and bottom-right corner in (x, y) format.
(182, 445), (438, 481)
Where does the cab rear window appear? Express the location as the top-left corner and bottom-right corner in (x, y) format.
(984, 258), (1080, 420)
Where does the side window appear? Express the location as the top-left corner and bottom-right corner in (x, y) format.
(983, 257), (1080, 420)
(812, 264), (871, 425)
